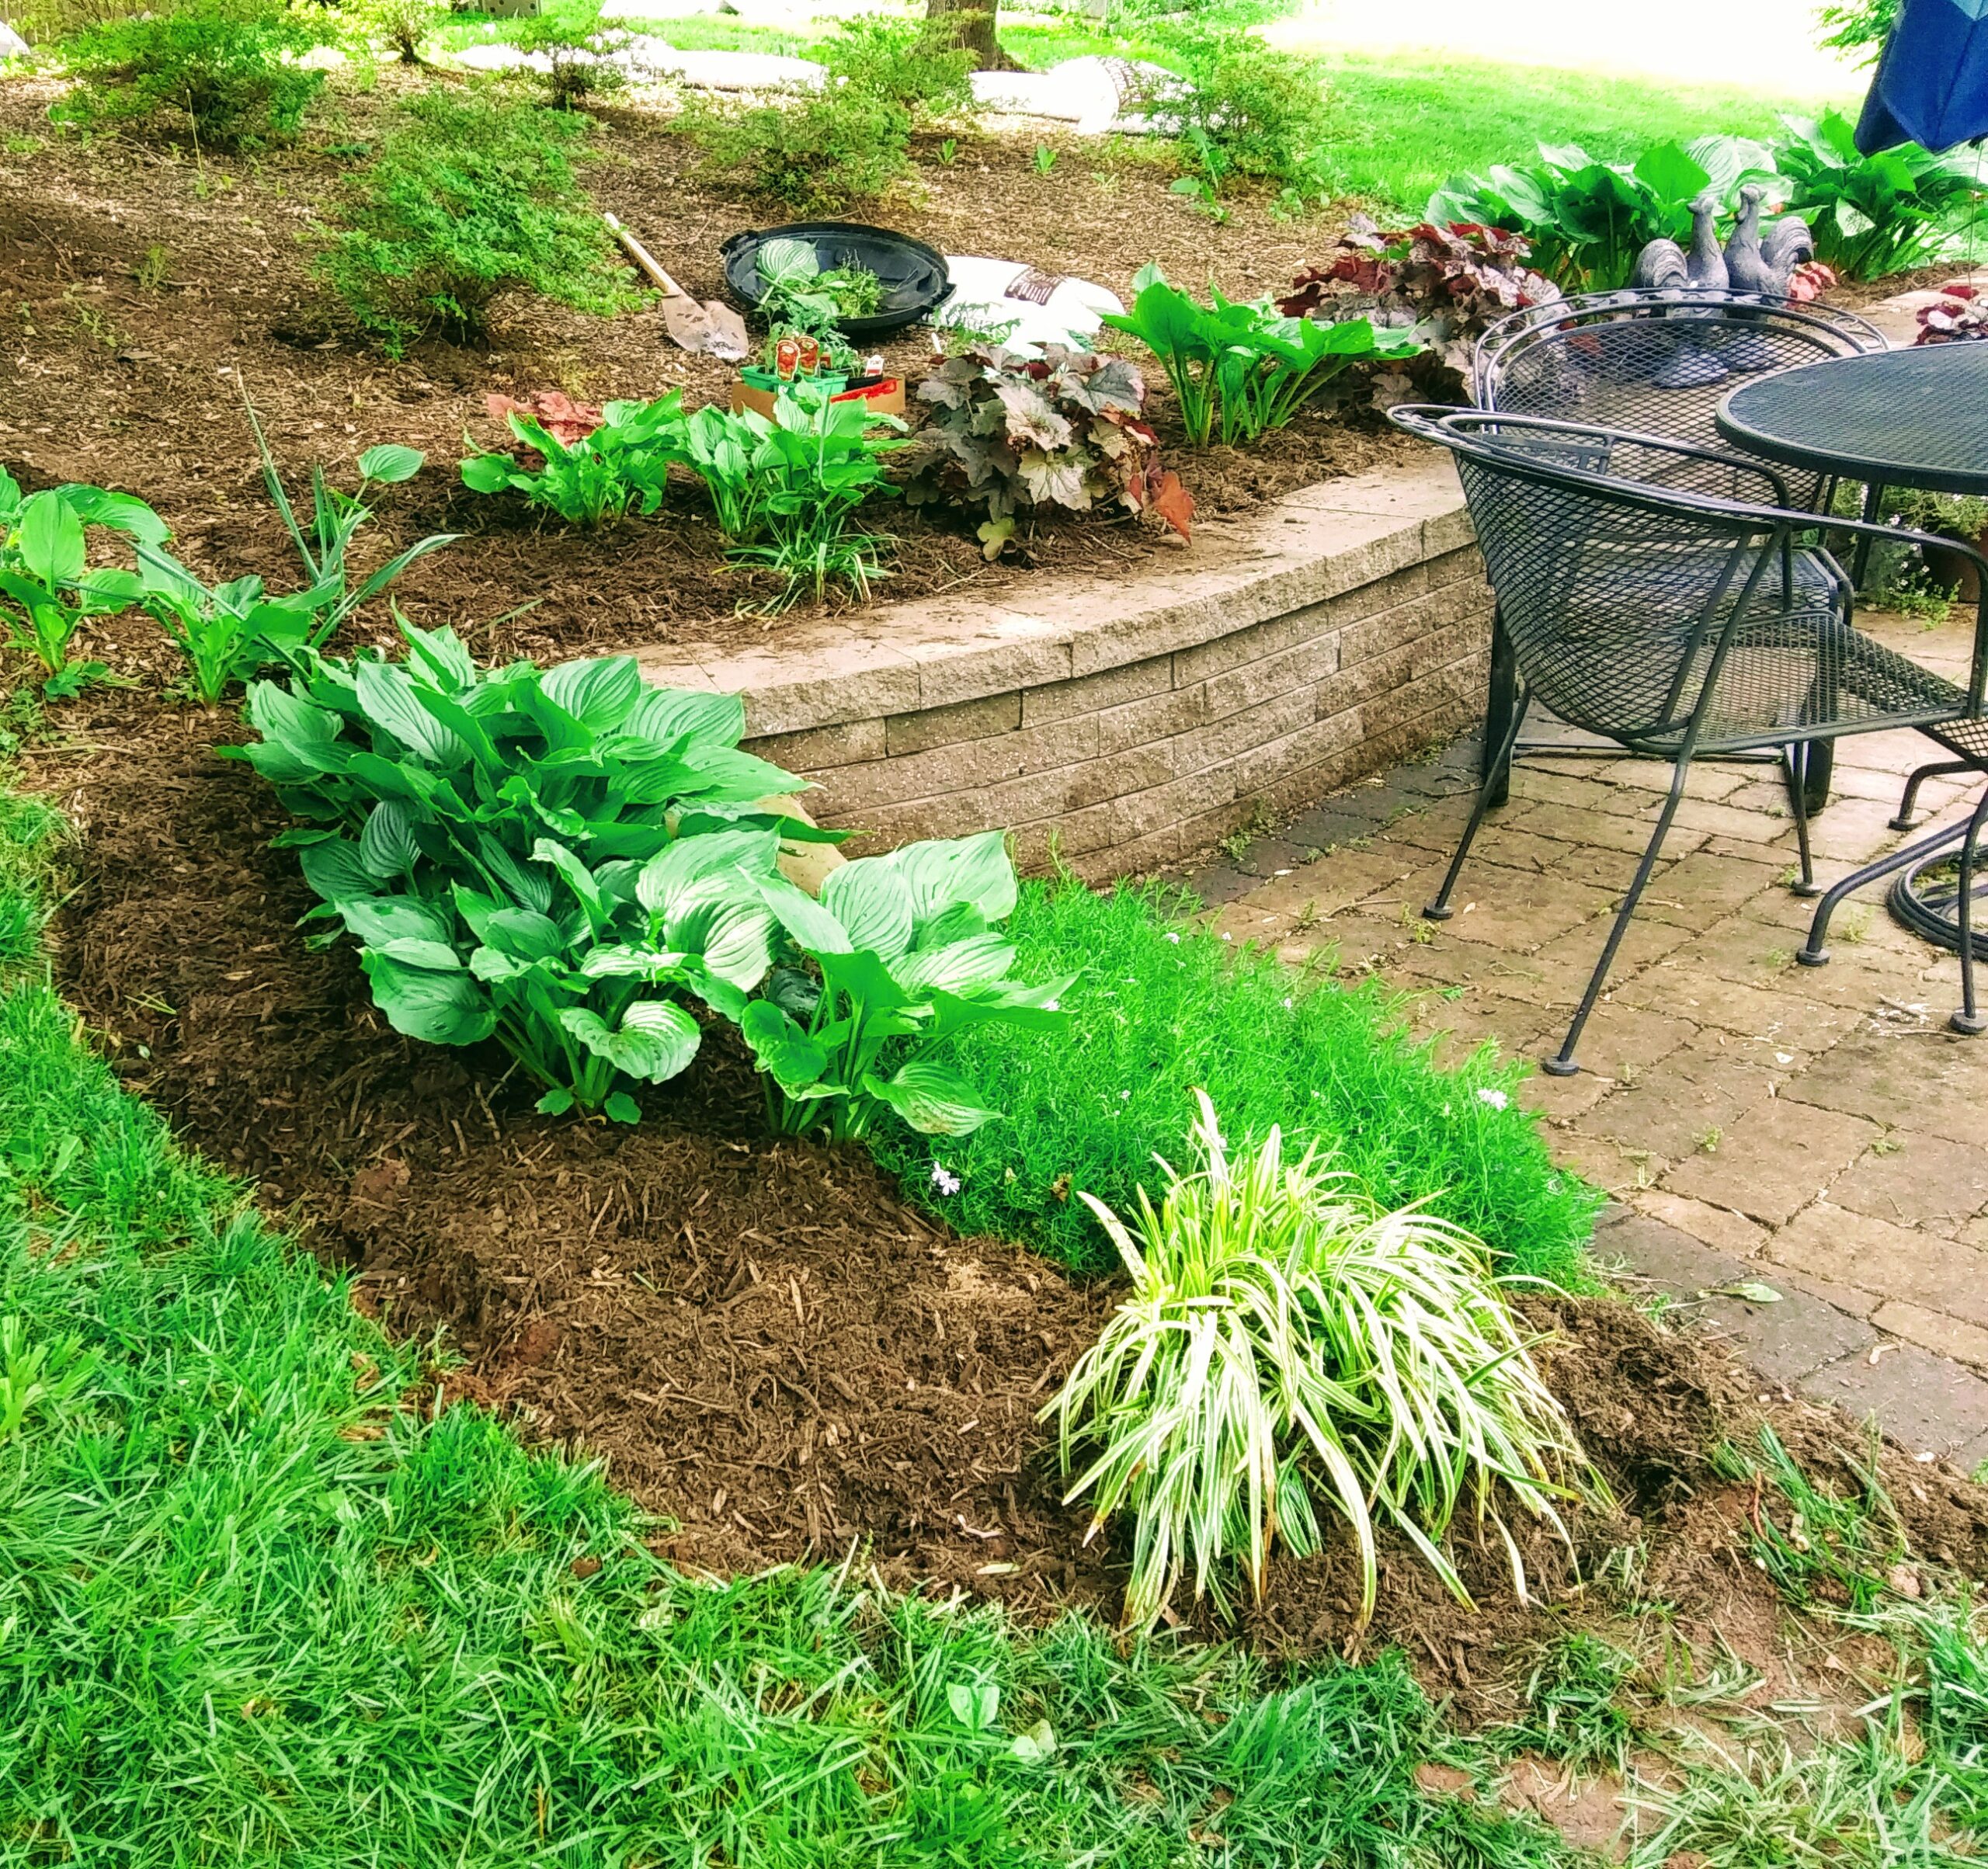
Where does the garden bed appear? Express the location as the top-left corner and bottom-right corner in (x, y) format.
(26, 672), (1988, 1728)
(0, 72), (1420, 670)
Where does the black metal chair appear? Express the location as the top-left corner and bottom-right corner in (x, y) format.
(1470, 290), (1888, 817)
(1388, 405), (1988, 1071)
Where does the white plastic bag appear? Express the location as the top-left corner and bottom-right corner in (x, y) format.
(939, 257), (1124, 356)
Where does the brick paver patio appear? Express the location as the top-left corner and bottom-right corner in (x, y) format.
(1190, 606), (1988, 1470)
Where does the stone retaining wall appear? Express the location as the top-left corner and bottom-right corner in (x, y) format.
(634, 456), (1490, 881)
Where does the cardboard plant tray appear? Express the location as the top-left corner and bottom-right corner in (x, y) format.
(729, 373), (907, 420)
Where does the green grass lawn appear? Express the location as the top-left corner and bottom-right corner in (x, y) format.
(438, 6), (1851, 213)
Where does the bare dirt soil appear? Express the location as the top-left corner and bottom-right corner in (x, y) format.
(0, 71), (1417, 669)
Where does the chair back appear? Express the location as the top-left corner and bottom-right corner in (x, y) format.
(1391, 405), (1840, 753)
(1472, 290), (1882, 510)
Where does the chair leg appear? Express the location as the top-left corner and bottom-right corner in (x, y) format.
(1783, 742), (1820, 898)
(1426, 680), (1529, 922)
(1479, 609), (1518, 810)
(1951, 784), (1988, 1036)
(1892, 759), (1974, 832)
(1796, 815), (1974, 967)
(1544, 754), (1694, 1077)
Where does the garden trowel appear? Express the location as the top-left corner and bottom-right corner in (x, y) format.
(603, 214), (749, 363)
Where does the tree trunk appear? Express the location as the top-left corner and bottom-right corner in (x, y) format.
(926, 0), (1017, 71)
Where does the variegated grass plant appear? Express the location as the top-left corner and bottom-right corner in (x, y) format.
(1045, 1091), (1601, 1630)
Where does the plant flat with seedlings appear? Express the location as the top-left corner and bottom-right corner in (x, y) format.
(462, 393), (690, 529)
(743, 829), (1070, 1141)
(1048, 1091), (1595, 1628)
(1103, 267), (1422, 448)
(234, 619), (827, 1119)
(906, 343), (1193, 560)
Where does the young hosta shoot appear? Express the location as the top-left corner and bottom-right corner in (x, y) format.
(742, 829), (1070, 1142)
(235, 616), (832, 1119)
(137, 544), (326, 707)
(1101, 267), (1422, 446)
(0, 471), (167, 683)
(242, 390), (456, 645)
(461, 394), (690, 529)
(1048, 1092), (1597, 1631)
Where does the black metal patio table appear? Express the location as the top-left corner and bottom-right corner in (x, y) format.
(1718, 343), (1988, 964)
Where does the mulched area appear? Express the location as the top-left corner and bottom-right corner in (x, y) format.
(0, 70), (1416, 669)
(24, 678), (1988, 1718)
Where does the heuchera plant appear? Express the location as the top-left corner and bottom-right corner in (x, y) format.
(1917, 282), (1988, 346)
(232, 617), (831, 1120)
(905, 344), (1194, 560)
(1278, 217), (1559, 385)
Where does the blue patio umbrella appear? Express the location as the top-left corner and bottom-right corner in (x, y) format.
(1858, 0), (1988, 151)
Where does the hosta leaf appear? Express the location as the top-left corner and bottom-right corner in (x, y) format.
(753, 872), (854, 957)
(636, 827), (779, 919)
(895, 934), (1017, 995)
(56, 485), (170, 545)
(358, 443), (425, 485)
(739, 999), (830, 1095)
(360, 951), (495, 1045)
(18, 492), (86, 588)
(400, 621), (478, 695)
(477, 835), (553, 915)
(666, 884), (776, 991)
(559, 999), (700, 1084)
(374, 936), (464, 971)
(677, 742), (807, 804)
(335, 895), (453, 950)
(620, 686), (746, 752)
(578, 943), (689, 980)
(359, 801), (421, 881)
(481, 907), (566, 962)
(544, 655), (642, 730)
(246, 680), (343, 756)
(819, 861), (916, 962)
(818, 945), (912, 1016)
(926, 983), (1069, 1037)
(297, 837), (374, 905)
(865, 1061), (1001, 1136)
(887, 831), (1017, 930)
(531, 838), (607, 931)
(355, 660), (464, 764)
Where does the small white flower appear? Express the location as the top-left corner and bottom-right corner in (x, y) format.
(1165, 932), (1181, 944)
(1221, 932), (1232, 942)
(1476, 1087), (1510, 1111)
(930, 1163), (961, 1196)
(1282, 996), (1293, 1009)
(1044, 999), (1061, 1012)
(1119, 1089), (1131, 1100)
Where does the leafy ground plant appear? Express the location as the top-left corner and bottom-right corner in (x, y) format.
(241, 394), (454, 644)
(1278, 217), (1560, 388)
(716, 388), (908, 610)
(233, 618), (825, 1119)
(1048, 1091), (1594, 1628)
(742, 829), (1070, 1141)
(53, 0), (332, 151)
(867, 876), (1602, 1283)
(1103, 267), (1422, 446)
(0, 471), (166, 686)
(315, 90), (642, 353)
(1774, 109), (1985, 278)
(816, 13), (974, 125)
(136, 549), (321, 707)
(905, 343), (1194, 560)
(507, 7), (634, 109)
(680, 78), (912, 214)
(1138, 23), (1337, 200)
(461, 393), (689, 528)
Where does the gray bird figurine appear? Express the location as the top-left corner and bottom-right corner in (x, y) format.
(1631, 193), (1730, 295)
(1722, 184), (1816, 300)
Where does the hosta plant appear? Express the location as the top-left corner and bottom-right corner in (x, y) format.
(1047, 1092), (1597, 1631)
(233, 617), (832, 1120)
(0, 472), (167, 683)
(1773, 110), (1984, 279)
(1102, 268), (1423, 448)
(461, 393), (690, 529)
(243, 392), (455, 647)
(1277, 218), (1560, 387)
(905, 344), (1194, 561)
(741, 830), (1071, 1142)
(137, 547), (324, 707)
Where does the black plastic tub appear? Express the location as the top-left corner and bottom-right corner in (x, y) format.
(719, 221), (953, 339)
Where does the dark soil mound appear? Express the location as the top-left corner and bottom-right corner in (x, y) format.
(27, 686), (1988, 1707)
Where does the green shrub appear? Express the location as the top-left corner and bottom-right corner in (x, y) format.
(1050, 1092), (1594, 1628)
(313, 91), (641, 353)
(233, 617), (826, 1120)
(867, 877), (1601, 1283)
(818, 14), (974, 125)
(679, 80), (910, 213)
(53, 0), (331, 150)
(344, 0), (447, 65)
(508, 7), (632, 109)
(1140, 25), (1336, 195)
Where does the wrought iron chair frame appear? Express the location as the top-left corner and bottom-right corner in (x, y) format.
(1390, 405), (1988, 1072)
(1469, 289), (1889, 823)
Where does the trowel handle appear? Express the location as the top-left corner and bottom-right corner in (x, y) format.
(604, 214), (687, 299)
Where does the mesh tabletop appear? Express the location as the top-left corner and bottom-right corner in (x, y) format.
(1716, 344), (1988, 496)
